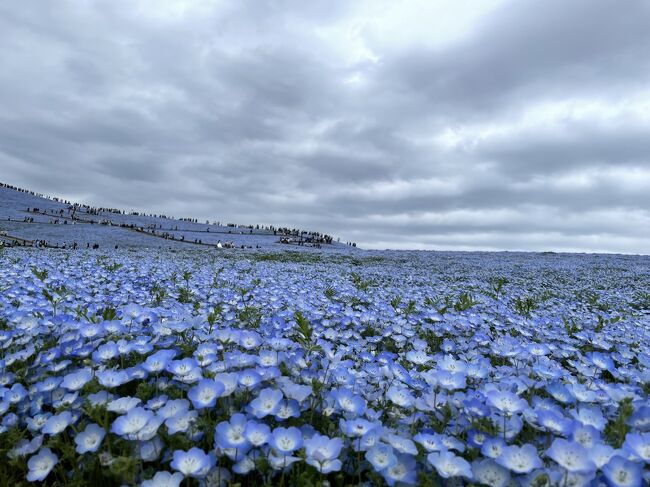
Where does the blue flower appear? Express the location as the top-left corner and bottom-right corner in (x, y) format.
(270, 426), (303, 455)
(111, 406), (154, 437)
(427, 449), (473, 480)
(42, 410), (73, 435)
(170, 447), (215, 478)
(382, 453), (417, 486)
(248, 387), (283, 418)
(187, 378), (225, 409)
(495, 444), (542, 474)
(61, 368), (93, 391)
(472, 458), (511, 487)
(333, 388), (367, 415)
(26, 448), (58, 482)
(215, 413), (251, 451)
(365, 444), (397, 472)
(74, 423), (105, 454)
(601, 455), (643, 487)
(486, 389), (528, 414)
(141, 471), (184, 487)
(622, 432), (650, 463)
(304, 433), (343, 473)
(244, 420), (271, 446)
(545, 438), (596, 473)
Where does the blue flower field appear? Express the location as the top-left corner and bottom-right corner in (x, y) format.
(0, 248), (649, 486)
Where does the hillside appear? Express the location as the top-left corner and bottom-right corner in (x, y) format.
(0, 182), (353, 251)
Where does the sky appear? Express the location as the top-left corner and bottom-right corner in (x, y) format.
(1, 0), (650, 253)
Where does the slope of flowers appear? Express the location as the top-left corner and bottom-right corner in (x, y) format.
(0, 248), (649, 486)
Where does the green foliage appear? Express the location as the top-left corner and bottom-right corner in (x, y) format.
(31, 266), (48, 281)
(605, 398), (634, 448)
(177, 286), (194, 304)
(293, 311), (322, 356)
(454, 292), (479, 312)
(513, 295), (538, 317)
(350, 272), (373, 291)
(487, 276), (508, 299)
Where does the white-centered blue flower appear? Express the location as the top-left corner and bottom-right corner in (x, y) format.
(26, 448), (58, 482)
(74, 423), (105, 454)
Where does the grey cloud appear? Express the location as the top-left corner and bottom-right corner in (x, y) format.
(1, 0), (650, 252)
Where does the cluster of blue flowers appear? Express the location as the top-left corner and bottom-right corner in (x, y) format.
(0, 248), (649, 486)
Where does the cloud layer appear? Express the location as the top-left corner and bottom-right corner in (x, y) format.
(1, 0), (650, 252)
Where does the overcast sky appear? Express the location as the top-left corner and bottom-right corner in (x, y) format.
(2, 0), (650, 252)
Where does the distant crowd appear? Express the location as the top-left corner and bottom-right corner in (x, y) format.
(2, 181), (357, 248)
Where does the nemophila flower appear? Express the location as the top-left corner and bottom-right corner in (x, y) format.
(486, 389), (528, 414)
(170, 448), (215, 478)
(140, 471), (184, 487)
(433, 370), (467, 391)
(270, 426), (303, 455)
(382, 453), (417, 486)
(589, 443), (616, 469)
(340, 418), (377, 438)
(142, 350), (176, 374)
(248, 387), (283, 418)
(495, 444), (543, 474)
(626, 405), (650, 431)
(365, 443), (398, 471)
(546, 439), (596, 473)
(165, 410), (197, 434)
(546, 382), (576, 404)
(237, 369), (262, 389)
(232, 454), (256, 475)
(187, 379), (225, 409)
(36, 376), (61, 393)
(61, 368), (93, 391)
(570, 422), (601, 448)
(333, 388), (367, 414)
(213, 372), (239, 397)
(87, 390), (113, 406)
(406, 349), (431, 365)
(274, 399), (301, 421)
(27, 413), (51, 433)
(244, 420), (271, 447)
(279, 379), (312, 402)
(467, 429), (489, 448)
(27, 448), (58, 482)
(472, 458), (511, 487)
(92, 342), (119, 362)
(571, 404), (607, 431)
(107, 396), (142, 414)
(586, 351), (616, 372)
(96, 369), (130, 388)
(463, 396), (490, 417)
(74, 423), (105, 454)
(357, 426), (385, 452)
(215, 413), (251, 451)
(601, 455), (643, 487)
(1, 412), (19, 432)
(166, 358), (200, 377)
(385, 433), (418, 455)
(427, 450), (473, 480)
(111, 407), (154, 436)
(42, 410), (73, 435)
(8, 435), (43, 459)
(481, 436), (506, 459)
(304, 433), (343, 473)
(158, 399), (190, 419)
(386, 385), (415, 408)
(140, 437), (164, 462)
(239, 330), (262, 350)
(622, 432), (650, 462)
(536, 408), (573, 436)
(5, 383), (28, 404)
